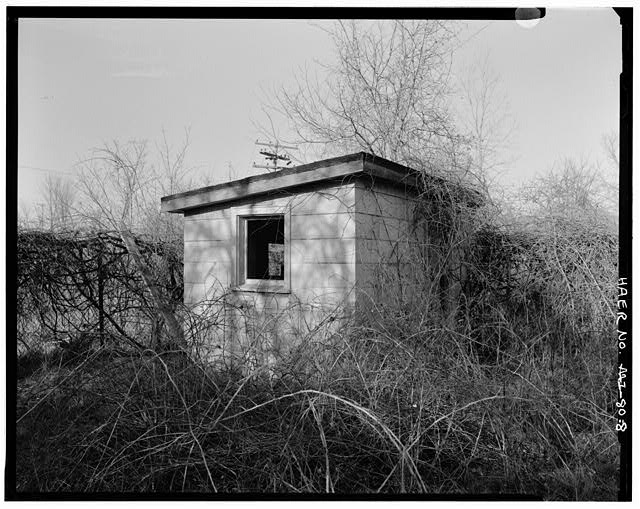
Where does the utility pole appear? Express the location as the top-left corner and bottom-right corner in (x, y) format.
(253, 140), (297, 172)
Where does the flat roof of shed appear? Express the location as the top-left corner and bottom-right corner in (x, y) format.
(161, 152), (424, 213)
(161, 151), (482, 213)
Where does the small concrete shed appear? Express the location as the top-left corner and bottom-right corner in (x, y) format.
(161, 152), (471, 363)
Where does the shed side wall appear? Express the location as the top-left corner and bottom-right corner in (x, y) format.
(354, 179), (427, 312)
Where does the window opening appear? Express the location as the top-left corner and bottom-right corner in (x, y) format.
(246, 215), (285, 281)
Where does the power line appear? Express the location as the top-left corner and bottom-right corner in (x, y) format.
(18, 165), (74, 175)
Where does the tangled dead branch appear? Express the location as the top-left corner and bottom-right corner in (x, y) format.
(17, 228), (183, 353)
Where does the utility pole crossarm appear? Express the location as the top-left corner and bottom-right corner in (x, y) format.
(253, 139), (297, 172)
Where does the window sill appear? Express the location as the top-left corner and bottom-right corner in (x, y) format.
(232, 282), (291, 294)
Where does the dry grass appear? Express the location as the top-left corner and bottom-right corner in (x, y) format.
(15, 303), (617, 497)
(14, 194), (618, 498)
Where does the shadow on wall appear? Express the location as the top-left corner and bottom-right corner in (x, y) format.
(181, 180), (356, 371)
(179, 175), (474, 371)
(354, 178), (475, 331)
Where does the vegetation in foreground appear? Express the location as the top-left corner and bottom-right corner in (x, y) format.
(14, 211), (618, 498)
(15, 320), (617, 497)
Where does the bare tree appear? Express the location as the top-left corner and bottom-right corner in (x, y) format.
(37, 174), (77, 231)
(458, 53), (516, 186)
(518, 157), (617, 230)
(265, 20), (469, 176)
(74, 130), (198, 349)
(77, 139), (152, 232)
(75, 128), (196, 239)
(598, 131), (619, 216)
(18, 201), (36, 229)
(602, 130), (619, 170)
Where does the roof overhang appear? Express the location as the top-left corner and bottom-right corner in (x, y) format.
(161, 152), (422, 214)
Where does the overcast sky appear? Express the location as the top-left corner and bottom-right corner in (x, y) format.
(17, 9), (621, 213)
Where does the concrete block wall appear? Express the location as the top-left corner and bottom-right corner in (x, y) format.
(353, 179), (430, 312)
(182, 182), (358, 364)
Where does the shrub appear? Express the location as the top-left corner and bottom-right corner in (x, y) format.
(13, 194), (617, 498)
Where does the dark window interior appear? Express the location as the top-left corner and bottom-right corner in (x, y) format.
(246, 216), (285, 280)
